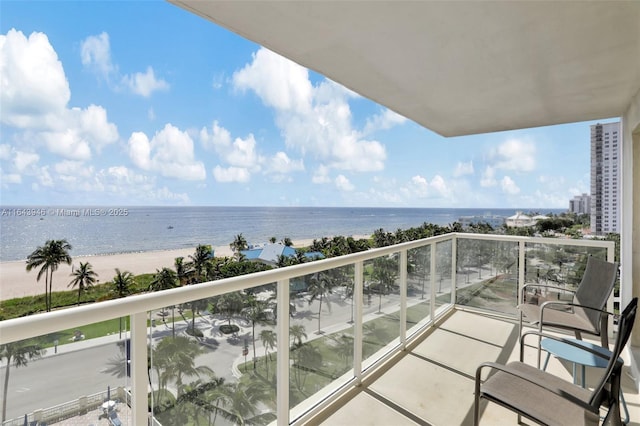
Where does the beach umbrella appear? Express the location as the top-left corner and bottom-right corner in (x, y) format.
(24, 414), (28, 426)
(107, 385), (111, 401)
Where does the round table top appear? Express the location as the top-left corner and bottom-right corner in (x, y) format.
(540, 338), (620, 368)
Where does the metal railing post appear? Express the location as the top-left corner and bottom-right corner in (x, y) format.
(399, 250), (407, 348)
(130, 312), (148, 426)
(276, 279), (290, 425)
(518, 240), (526, 304)
(354, 261), (364, 383)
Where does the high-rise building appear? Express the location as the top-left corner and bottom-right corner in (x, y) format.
(590, 122), (620, 234)
(569, 193), (591, 215)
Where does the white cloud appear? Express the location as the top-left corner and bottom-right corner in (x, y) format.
(232, 47), (387, 173)
(0, 29), (70, 128)
(80, 32), (115, 80)
(81, 33), (169, 97)
(0, 145), (11, 160)
(312, 165), (331, 184)
(501, 176), (520, 195)
(122, 66), (169, 97)
(492, 138), (536, 172)
(1, 30), (119, 161)
(409, 175), (429, 197)
(14, 151), (39, 171)
(127, 124), (206, 180)
(480, 166), (497, 187)
(42, 129), (92, 161)
(453, 161), (474, 177)
(267, 152), (304, 175)
(335, 174), (354, 191)
(430, 175), (449, 197)
(363, 109), (407, 134)
(213, 165), (250, 183)
(1, 172), (21, 184)
(233, 47), (312, 112)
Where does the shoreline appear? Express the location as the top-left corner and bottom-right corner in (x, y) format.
(0, 236), (369, 301)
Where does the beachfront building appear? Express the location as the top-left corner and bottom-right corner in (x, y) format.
(591, 122), (621, 235)
(2, 3), (639, 426)
(570, 193), (591, 215)
(505, 211), (534, 228)
(241, 242), (324, 266)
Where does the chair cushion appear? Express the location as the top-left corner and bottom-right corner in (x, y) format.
(481, 362), (599, 426)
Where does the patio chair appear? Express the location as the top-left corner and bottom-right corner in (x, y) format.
(518, 256), (618, 347)
(108, 410), (122, 426)
(474, 297), (637, 426)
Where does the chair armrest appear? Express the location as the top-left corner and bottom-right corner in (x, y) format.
(539, 301), (611, 324)
(475, 361), (595, 412)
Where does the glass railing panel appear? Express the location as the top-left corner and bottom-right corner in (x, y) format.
(407, 245), (432, 334)
(362, 253), (401, 367)
(456, 238), (519, 315)
(434, 240), (453, 310)
(289, 265), (355, 411)
(150, 285), (277, 426)
(1, 320), (130, 426)
(524, 243), (609, 290)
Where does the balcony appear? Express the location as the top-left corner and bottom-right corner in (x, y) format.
(1, 233), (636, 425)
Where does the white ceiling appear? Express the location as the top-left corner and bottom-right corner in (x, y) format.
(169, 1), (640, 137)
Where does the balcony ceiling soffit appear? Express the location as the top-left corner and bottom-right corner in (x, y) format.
(169, 1), (640, 136)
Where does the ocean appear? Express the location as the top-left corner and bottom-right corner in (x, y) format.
(0, 206), (565, 261)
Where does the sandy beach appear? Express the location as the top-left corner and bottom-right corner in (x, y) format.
(0, 237), (342, 301)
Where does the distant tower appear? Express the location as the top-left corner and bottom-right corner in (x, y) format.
(569, 193), (590, 215)
(590, 122), (620, 235)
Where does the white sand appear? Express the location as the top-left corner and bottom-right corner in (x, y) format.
(0, 237), (364, 301)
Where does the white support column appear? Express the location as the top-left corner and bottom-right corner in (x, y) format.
(276, 279), (290, 425)
(399, 250), (407, 347)
(354, 261), (364, 383)
(518, 240), (526, 304)
(430, 242), (437, 316)
(451, 236), (457, 304)
(130, 312), (148, 426)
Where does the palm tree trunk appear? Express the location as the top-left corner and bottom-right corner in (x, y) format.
(252, 323), (257, 370)
(317, 297), (323, 333)
(48, 269), (54, 312)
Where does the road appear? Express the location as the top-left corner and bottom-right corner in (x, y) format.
(2, 342), (122, 421)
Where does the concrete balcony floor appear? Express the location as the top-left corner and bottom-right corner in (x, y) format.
(309, 309), (640, 426)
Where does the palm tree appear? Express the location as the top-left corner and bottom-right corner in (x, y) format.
(1, 341), (44, 421)
(68, 261), (97, 305)
(215, 292), (244, 326)
(174, 257), (191, 286)
(112, 268), (134, 298)
(307, 273), (332, 334)
(26, 239), (72, 312)
(229, 234), (248, 261)
(149, 268), (178, 292)
(259, 330), (277, 378)
(154, 336), (213, 397)
(371, 257), (398, 313)
(242, 296), (270, 369)
(111, 268), (135, 338)
(188, 245), (211, 283)
(289, 324), (307, 348)
(208, 381), (273, 425)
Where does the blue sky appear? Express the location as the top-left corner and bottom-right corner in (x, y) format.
(0, 1), (618, 209)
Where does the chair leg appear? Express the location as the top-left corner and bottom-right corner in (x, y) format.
(473, 386), (481, 425)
